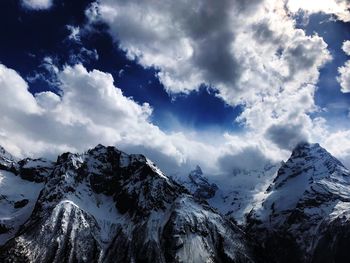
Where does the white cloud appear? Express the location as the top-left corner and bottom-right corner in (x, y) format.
(0, 64), (41, 114)
(2, 0), (350, 178)
(0, 63), (224, 174)
(90, 0), (330, 104)
(81, 0), (350, 170)
(66, 25), (81, 43)
(337, 40), (350, 93)
(287, 0), (350, 22)
(337, 61), (350, 93)
(21, 0), (53, 10)
(342, 40), (350, 55)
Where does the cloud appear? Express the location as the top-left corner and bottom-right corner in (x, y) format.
(218, 146), (272, 173)
(66, 25), (81, 43)
(89, 0), (330, 104)
(265, 123), (308, 150)
(21, 0), (53, 10)
(89, 0), (330, 133)
(337, 61), (350, 93)
(0, 63), (224, 175)
(2, 0), (350, 179)
(342, 40), (350, 55)
(337, 40), (350, 93)
(0, 64), (41, 114)
(286, 0), (350, 22)
(80, 0), (350, 174)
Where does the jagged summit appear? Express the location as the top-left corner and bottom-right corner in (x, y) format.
(248, 142), (350, 262)
(0, 146), (16, 169)
(290, 142), (344, 167)
(270, 142), (346, 193)
(180, 165), (218, 200)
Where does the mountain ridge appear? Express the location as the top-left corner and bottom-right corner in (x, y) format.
(0, 144), (256, 263)
(1, 142), (350, 262)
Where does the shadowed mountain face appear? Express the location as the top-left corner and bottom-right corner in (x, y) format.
(0, 145), (256, 263)
(247, 142), (350, 263)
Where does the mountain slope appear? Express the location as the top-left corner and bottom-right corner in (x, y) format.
(247, 142), (350, 263)
(0, 145), (256, 263)
(0, 147), (54, 246)
(177, 164), (278, 224)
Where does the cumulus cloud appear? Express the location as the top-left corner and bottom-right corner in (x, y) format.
(21, 0), (53, 10)
(218, 146), (272, 173)
(342, 40), (350, 55)
(337, 61), (350, 93)
(87, 1), (332, 160)
(80, 0), (350, 172)
(337, 40), (350, 93)
(265, 123), (308, 150)
(89, 0), (330, 103)
(0, 63), (224, 174)
(287, 0), (350, 22)
(3, 0), (350, 178)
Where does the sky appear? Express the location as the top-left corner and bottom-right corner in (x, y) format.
(0, 0), (349, 175)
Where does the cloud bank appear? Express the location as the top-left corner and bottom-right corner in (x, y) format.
(0, 63), (225, 173)
(287, 0), (350, 22)
(21, 0), (53, 10)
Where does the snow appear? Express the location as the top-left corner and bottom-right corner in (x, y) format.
(252, 143), (350, 226)
(0, 170), (44, 245)
(0, 146), (16, 162)
(177, 164), (279, 224)
(62, 181), (122, 244)
(21, 158), (51, 169)
(0, 144), (256, 263)
(146, 158), (168, 179)
(248, 142), (350, 256)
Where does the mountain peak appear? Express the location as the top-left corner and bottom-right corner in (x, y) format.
(190, 165), (203, 176)
(248, 143), (350, 262)
(185, 165), (218, 199)
(291, 141), (322, 158)
(0, 146), (15, 161)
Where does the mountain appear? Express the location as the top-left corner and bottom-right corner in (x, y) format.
(174, 165), (219, 200)
(0, 145), (256, 263)
(177, 164), (278, 224)
(247, 142), (350, 263)
(0, 147), (54, 246)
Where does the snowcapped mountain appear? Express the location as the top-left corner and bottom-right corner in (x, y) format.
(177, 164), (279, 224)
(2, 142), (350, 262)
(247, 142), (350, 263)
(0, 148), (54, 246)
(0, 144), (256, 263)
(174, 165), (218, 200)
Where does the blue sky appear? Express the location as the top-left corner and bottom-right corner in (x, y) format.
(0, 0), (350, 174)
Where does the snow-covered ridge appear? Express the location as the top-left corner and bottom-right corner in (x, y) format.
(0, 144), (255, 263)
